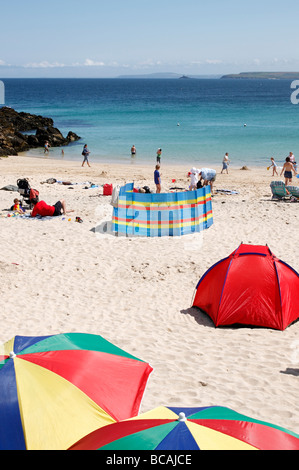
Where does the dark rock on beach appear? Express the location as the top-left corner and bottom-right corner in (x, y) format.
(0, 107), (80, 156)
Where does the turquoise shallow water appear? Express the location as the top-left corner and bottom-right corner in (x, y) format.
(2, 78), (299, 167)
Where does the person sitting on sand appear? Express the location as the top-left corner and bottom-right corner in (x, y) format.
(30, 195), (73, 218)
(268, 157), (278, 176)
(221, 153), (230, 174)
(154, 164), (161, 193)
(199, 168), (217, 193)
(12, 198), (25, 214)
(280, 157), (297, 186)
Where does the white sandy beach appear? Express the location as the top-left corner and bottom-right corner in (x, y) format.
(0, 155), (298, 436)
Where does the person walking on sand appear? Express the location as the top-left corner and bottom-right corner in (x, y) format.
(81, 144), (91, 167)
(156, 148), (162, 164)
(280, 156), (297, 186)
(154, 164), (161, 193)
(268, 157), (278, 176)
(221, 153), (230, 174)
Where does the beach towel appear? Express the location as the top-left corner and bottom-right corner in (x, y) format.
(0, 185), (19, 192)
(215, 189), (239, 194)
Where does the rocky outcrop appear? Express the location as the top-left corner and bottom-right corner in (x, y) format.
(0, 107), (81, 156)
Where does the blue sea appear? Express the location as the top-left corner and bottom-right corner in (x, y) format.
(2, 78), (299, 167)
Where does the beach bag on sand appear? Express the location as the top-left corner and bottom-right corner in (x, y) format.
(111, 185), (120, 207)
(29, 188), (39, 200)
(103, 183), (113, 196)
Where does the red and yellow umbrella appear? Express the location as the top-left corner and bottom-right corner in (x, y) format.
(0, 333), (153, 450)
(69, 406), (299, 450)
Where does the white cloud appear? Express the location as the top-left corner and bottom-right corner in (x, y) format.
(0, 59), (11, 66)
(84, 59), (105, 66)
(205, 59), (223, 65)
(24, 61), (66, 68)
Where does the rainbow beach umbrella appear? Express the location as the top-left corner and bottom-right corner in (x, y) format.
(0, 333), (153, 450)
(69, 405), (299, 450)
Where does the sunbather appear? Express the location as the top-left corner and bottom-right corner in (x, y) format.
(30, 197), (73, 218)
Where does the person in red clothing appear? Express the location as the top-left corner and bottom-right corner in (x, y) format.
(31, 198), (70, 217)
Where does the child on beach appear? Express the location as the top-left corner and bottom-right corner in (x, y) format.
(268, 157), (278, 176)
(12, 198), (25, 214)
(189, 167), (199, 190)
(44, 141), (50, 154)
(280, 157), (297, 186)
(154, 164), (161, 193)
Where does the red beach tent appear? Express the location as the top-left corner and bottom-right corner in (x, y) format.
(192, 244), (299, 330)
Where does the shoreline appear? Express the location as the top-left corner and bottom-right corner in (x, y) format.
(1, 154), (299, 436)
(17, 151), (272, 172)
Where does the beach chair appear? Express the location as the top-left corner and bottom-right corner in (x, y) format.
(270, 181), (290, 200)
(286, 185), (299, 199)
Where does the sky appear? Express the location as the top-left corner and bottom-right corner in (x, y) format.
(1, 0), (299, 78)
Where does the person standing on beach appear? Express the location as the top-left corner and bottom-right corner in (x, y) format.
(221, 153), (230, 174)
(288, 151), (297, 172)
(189, 167), (199, 190)
(154, 164), (161, 193)
(156, 148), (162, 164)
(280, 157), (297, 186)
(82, 144), (91, 167)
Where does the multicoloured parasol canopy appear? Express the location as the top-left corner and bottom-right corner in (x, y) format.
(69, 405), (299, 450)
(0, 333), (153, 450)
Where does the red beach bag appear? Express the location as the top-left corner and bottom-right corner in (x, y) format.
(103, 184), (113, 196)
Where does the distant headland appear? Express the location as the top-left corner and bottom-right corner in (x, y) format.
(117, 72), (299, 80)
(221, 72), (299, 79)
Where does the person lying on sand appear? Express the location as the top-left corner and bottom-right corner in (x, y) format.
(30, 196), (73, 218)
